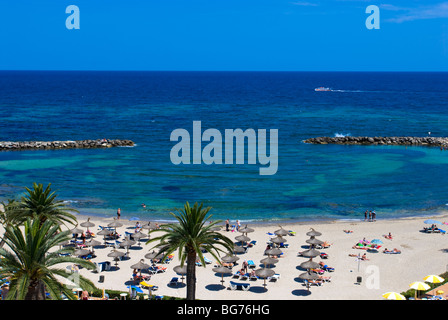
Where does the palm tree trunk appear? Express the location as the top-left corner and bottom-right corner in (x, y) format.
(186, 250), (197, 300)
(25, 280), (46, 300)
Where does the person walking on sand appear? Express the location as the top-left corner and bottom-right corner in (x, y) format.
(372, 210), (376, 221)
(364, 210), (368, 221)
(117, 208), (121, 219)
(225, 219), (230, 232)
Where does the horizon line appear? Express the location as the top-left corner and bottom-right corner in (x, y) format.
(1, 69), (448, 73)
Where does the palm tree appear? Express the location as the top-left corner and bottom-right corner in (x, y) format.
(14, 183), (78, 229)
(146, 202), (234, 300)
(0, 218), (96, 300)
(0, 199), (20, 248)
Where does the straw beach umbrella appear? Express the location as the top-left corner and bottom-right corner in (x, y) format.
(174, 265), (187, 283)
(74, 248), (90, 257)
(85, 239), (101, 253)
(300, 259), (320, 270)
(270, 236), (287, 246)
(221, 254), (240, 264)
(108, 219), (123, 235)
(306, 238), (324, 246)
(235, 235), (250, 243)
(130, 259), (150, 279)
(255, 268), (275, 291)
(131, 259), (150, 270)
(306, 228), (322, 237)
(300, 248), (321, 258)
(299, 271), (320, 291)
(212, 266), (232, 286)
(131, 232), (145, 246)
(119, 237), (136, 253)
(260, 257), (278, 268)
(97, 228), (112, 245)
(265, 248), (282, 257)
(70, 226), (83, 236)
(80, 218), (95, 232)
(108, 249), (126, 268)
(233, 245), (246, 254)
(274, 227), (289, 237)
(239, 225), (254, 235)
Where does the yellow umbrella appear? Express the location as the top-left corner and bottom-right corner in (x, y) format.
(424, 275), (444, 295)
(382, 292), (406, 300)
(409, 281), (430, 299)
(423, 275), (444, 284)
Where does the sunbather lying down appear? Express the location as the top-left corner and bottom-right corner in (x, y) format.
(383, 248), (401, 254)
(348, 253), (369, 260)
(344, 230), (353, 234)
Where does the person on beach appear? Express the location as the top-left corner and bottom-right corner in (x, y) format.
(368, 211), (372, 221)
(236, 220), (241, 231)
(372, 210), (376, 221)
(81, 290), (89, 300)
(364, 210), (368, 221)
(242, 260), (248, 273)
(117, 208), (121, 219)
(225, 219), (230, 232)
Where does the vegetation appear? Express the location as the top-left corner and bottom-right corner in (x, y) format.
(146, 201), (234, 300)
(401, 271), (448, 299)
(0, 218), (95, 300)
(0, 183), (89, 300)
(14, 183), (78, 228)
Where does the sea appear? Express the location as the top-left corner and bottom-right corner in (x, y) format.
(1, 71), (448, 223)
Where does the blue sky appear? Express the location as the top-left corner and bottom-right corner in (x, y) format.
(1, 0), (448, 71)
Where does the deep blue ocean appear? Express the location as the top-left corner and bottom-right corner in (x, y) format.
(1, 71), (448, 223)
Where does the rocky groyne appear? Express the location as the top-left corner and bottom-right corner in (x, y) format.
(304, 136), (448, 149)
(0, 139), (135, 151)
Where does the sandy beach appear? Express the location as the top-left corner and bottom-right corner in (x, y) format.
(57, 212), (448, 300)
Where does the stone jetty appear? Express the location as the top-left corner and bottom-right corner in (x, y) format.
(0, 139), (135, 151)
(303, 136), (448, 149)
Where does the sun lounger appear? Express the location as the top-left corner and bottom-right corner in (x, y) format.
(239, 273), (249, 281)
(169, 277), (179, 286)
(249, 274), (258, 281)
(229, 281), (251, 291)
(268, 274), (280, 282)
(247, 240), (257, 247)
(321, 265), (335, 272)
(320, 252), (328, 259)
(204, 257), (212, 264)
(305, 279), (323, 286)
(140, 281), (158, 291)
(247, 260), (256, 268)
(311, 268), (325, 274)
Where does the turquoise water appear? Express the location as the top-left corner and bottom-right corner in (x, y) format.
(1, 71), (448, 222)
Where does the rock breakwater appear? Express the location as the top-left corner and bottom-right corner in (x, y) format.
(0, 139), (135, 151)
(304, 136), (448, 148)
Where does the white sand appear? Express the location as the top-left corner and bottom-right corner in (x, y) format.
(59, 213), (448, 300)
